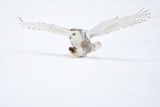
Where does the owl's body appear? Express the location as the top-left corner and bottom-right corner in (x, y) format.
(68, 28), (102, 57)
(19, 8), (150, 57)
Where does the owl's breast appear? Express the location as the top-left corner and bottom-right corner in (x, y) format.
(69, 35), (83, 47)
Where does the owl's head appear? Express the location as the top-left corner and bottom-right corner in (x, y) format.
(69, 28), (86, 39)
(70, 28), (82, 37)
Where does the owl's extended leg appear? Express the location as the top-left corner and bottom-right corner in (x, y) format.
(69, 47), (76, 54)
(69, 47), (86, 57)
(91, 41), (102, 52)
(69, 47), (80, 57)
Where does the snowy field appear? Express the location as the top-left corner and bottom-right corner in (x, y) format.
(0, 0), (160, 107)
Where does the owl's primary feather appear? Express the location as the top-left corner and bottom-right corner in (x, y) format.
(19, 17), (71, 36)
(19, 8), (150, 57)
(87, 8), (150, 38)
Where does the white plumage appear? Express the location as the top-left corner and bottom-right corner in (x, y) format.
(87, 8), (150, 38)
(19, 8), (150, 57)
(19, 18), (71, 36)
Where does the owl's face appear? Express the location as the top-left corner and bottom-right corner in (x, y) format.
(70, 31), (81, 38)
(69, 29), (83, 37)
(69, 30), (83, 46)
(69, 30), (82, 41)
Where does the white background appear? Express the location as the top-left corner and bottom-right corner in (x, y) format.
(0, 0), (160, 107)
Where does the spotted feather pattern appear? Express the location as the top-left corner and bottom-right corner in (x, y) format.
(87, 8), (151, 38)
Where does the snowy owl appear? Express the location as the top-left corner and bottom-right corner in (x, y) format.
(19, 8), (150, 57)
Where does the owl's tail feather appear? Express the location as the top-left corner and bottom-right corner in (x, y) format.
(91, 41), (102, 52)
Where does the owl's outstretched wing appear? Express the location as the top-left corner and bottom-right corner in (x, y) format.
(19, 17), (71, 36)
(87, 8), (151, 38)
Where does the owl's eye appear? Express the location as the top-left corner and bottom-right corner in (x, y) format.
(72, 33), (76, 36)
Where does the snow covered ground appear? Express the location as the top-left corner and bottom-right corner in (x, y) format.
(0, 0), (160, 107)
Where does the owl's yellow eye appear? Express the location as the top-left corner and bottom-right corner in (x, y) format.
(72, 33), (76, 36)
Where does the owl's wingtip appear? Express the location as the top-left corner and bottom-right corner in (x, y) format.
(18, 17), (24, 22)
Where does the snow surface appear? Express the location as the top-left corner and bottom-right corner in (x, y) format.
(0, 0), (160, 107)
